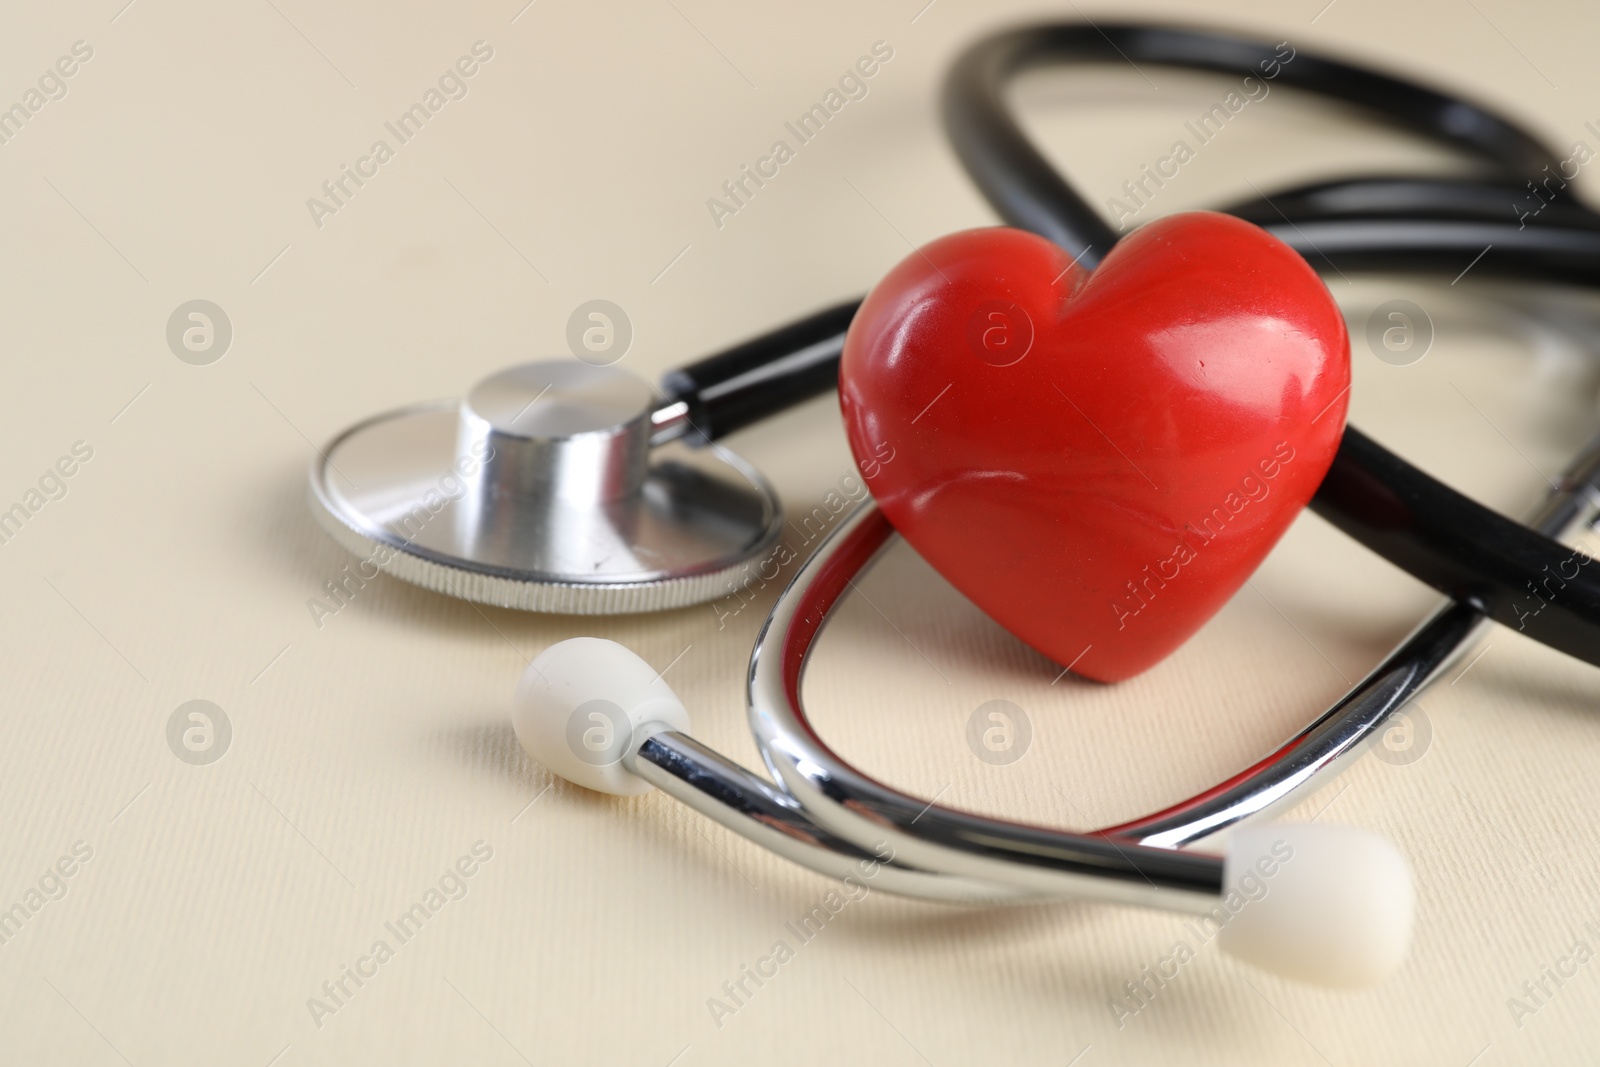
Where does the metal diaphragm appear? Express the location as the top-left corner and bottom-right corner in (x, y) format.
(308, 361), (783, 614)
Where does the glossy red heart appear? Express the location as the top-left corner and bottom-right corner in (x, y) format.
(839, 212), (1350, 682)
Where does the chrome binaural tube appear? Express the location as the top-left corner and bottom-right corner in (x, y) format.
(621, 431), (1600, 910)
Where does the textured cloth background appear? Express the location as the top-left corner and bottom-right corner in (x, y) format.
(1, 0), (1599, 1063)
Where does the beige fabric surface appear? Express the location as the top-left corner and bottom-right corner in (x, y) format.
(2, 0), (1599, 1063)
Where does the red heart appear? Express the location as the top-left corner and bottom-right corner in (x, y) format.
(839, 213), (1350, 682)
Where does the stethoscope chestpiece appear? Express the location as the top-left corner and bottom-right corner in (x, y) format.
(308, 360), (782, 614)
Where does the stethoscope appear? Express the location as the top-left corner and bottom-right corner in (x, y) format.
(307, 22), (1600, 988)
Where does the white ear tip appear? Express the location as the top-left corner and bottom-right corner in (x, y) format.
(1218, 823), (1413, 988)
(511, 638), (691, 796)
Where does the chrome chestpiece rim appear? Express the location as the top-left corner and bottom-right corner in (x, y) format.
(308, 361), (783, 614)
